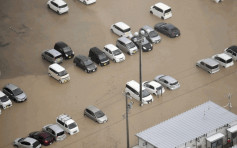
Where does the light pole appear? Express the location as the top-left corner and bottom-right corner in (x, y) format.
(125, 92), (133, 148)
(134, 31), (146, 106)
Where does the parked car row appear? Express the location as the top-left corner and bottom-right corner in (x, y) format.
(125, 74), (180, 106)
(196, 46), (236, 74)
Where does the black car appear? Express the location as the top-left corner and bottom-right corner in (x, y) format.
(29, 131), (55, 146)
(54, 41), (74, 59)
(154, 22), (180, 38)
(89, 47), (110, 66)
(2, 84), (27, 102)
(73, 55), (97, 73)
(131, 36), (153, 52)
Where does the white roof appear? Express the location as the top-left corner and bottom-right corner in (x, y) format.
(105, 44), (118, 51)
(114, 22), (130, 30)
(227, 125), (237, 133)
(0, 91), (5, 97)
(127, 80), (145, 92)
(52, 0), (67, 6)
(216, 53), (232, 60)
(206, 133), (224, 142)
(136, 101), (237, 148)
(154, 2), (171, 10)
(148, 81), (162, 88)
(49, 63), (65, 72)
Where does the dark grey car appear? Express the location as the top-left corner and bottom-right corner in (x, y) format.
(84, 105), (108, 124)
(3, 84), (27, 102)
(41, 49), (63, 64)
(154, 22), (180, 38)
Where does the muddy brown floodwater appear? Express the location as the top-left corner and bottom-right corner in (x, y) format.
(0, 0), (237, 148)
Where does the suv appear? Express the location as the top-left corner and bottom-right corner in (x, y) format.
(103, 44), (125, 63)
(54, 41), (74, 59)
(116, 37), (138, 55)
(131, 36), (153, 52)
(89, 47), (110, 66)
(3, 84), (27, 102)
(42, 124), (66, 141)
(139, 25), (161, 44)
(0, 91), (12, 109)
(150, 2), (172, 20)
(111, 22), (133, 38)
(14, 137), (41, 148)
(48, 63), (70, 83)
(224, 45), (237, 61)
(42, 49), (63, 64)
(84, 106), (108, 124)
(47, 0), (69, 14)
(125, 80), (154, 106)
(196, 58), (220, 74)
(73, 55), (97, 73)
(212, 53), (234, 68)
(56, 114), (79, 135)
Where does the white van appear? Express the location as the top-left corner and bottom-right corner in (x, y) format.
(56, 114), (79, 135)
(213, 0), (223, 3)
(125, 80), (154, 106)
(48, 63), (70, 83)
(111, 22), (133, 38)
(150, 2), (172, 20)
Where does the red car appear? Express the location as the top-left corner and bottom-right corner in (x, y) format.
(29, 131), (55, 146)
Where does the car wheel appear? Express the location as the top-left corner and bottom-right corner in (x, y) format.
(47, 4), (50, 9)
(83, 0), (87, 4)
(57, 11), (60, 15)
(48, 73), (51, 77)
(14, 145), (18, 148)
(150, 10), (153, 14)
(110, 29), (114, 33)
(161, 17), (164, 20)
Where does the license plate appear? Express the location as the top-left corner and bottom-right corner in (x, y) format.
(69, 56), (71, 58)
(176, 34), (179, 37)
(104, 63), (107, 65)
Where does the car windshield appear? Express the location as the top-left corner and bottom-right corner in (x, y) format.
(207, 64), (218, 69)
(58, 70), (68, 76)
(226, 59), (233, 63)
(59, 4), (67, 8)
(113, 49), (122, 56)
(126, 42), (135, 49)
(13, 88), (23, 96)
(165, 8), (171, 14)
(63, 47), (71, 53)
(84, 60), (93, 66)
(33, 141), (41, 148)
(142, 89), (150, 98)
(95, 111), (105, 118)
(0, 95), (8, 102)
(170, 81), (178, 86)
(68, 122), (77, 129)
(98, 54), (107, 60)
(57, 131), (64, 136)
(149, 31), (158, 38)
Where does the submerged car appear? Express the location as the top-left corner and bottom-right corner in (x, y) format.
(42, 124), (66, 141)
(73, 55), (97, 73)
(41, 49), (63, 64)
(103, 44), (125, 63)
(56, 114), (79, 135)
(212, 53), (234, 68)
(0, 91), (12, 109)
(47, 0), (69, 14)
(111, 22), (133, 38)
(116, 37), (138, 55)
(154, 22), (180, 38)
(48, 63), (70, 83)
(54, 41), (74, 59)
(3, 84), (27, 102)
(139, 25), (161, 44)
(79, 0), (96, 5)
(131, 36), (153, 52)
(29, 131), (55, 146)
(14, 137), (41, 148)
(150, 2), (172, 20)
(154, 75), (180, 90)
(142, 81), (165, 96)
(224, 45), (237, 61)
(89, 47), (110, 66)
(84, 106), (108, 124)
(196, 58), (220, 74)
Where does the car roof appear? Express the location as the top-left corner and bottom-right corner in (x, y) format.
(86, 105), (100, 113)
(105, 44), (118, 51)
(90, 47), (103, 54)
(38, 131), (52, 138)
(47, 49), (62, 57)
(216, 53), (232, 60)
(49, 63), (65, 72)
(147, 81), (162, 87)
(166, 24), (176, 29)
(126, 80), (145, 92)
(75, 55), (89, 61)
(48, 124), (64, 133)
(4, 84), (18, 90)
(154, 2), (171, 10)
(228, 45), (237, 53)
(161, 75), (177, 83)
(57, 114), (75, 125)
(142, 25), (154, 33)
(0, 91), (6, 97)
(24, 137), (37, 144)
(52, 0), (67, 6)
(55, 41), (68, 48)
(202, 58), (219, 66)
(118, 37), (132, 44)
(114, 22), (130, 30)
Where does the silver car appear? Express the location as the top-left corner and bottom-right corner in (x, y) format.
(84, 105), (108, 124)
(196, 58), (220, 74)
(42, 124), (66, 141)
(154, 75), (180, 90)
(14, 137), (41, 148)
(139, 25), (161, 44)
(116, 37), (138, 55)
(41, 49), (63, 64)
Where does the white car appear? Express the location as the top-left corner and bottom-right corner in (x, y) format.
(47, 0), (69, 14)
(212, 53), (234, 68)
(79, 0), (96, 5)
(103, 44), (125, 63)
(111, 22), (133, 38)
(48, 63), (70, 83)
(0, 91), (12, 109)
(142, 81), (165, 96)
(56, 114), (79, 135)
(150, 2), (172, 20)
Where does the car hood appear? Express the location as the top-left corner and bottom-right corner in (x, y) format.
(87, 64), (97, 70)
(1, 99), (12, 105)
(114, 53), (125, 59)
(150, 35), (161, 42)
(16, 93), (27, 100)
(97, 115), (108, 123)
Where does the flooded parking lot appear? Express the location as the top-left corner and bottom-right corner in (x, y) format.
(0, 0), (237, 147)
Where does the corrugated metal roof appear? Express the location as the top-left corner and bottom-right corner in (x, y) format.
(136, 101), (237, 148)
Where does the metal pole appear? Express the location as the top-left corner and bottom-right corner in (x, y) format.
(126, 93), (130, 148)
(139, 43), (142, 106)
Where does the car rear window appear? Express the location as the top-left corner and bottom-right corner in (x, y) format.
(33, 141), (41, 148)
(55, 55), (62, 59)
(57, 131), (65, 136)
(95, 111), (105, 118)
(226, 59), (233, 63)
(59, 4), (67, 8)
